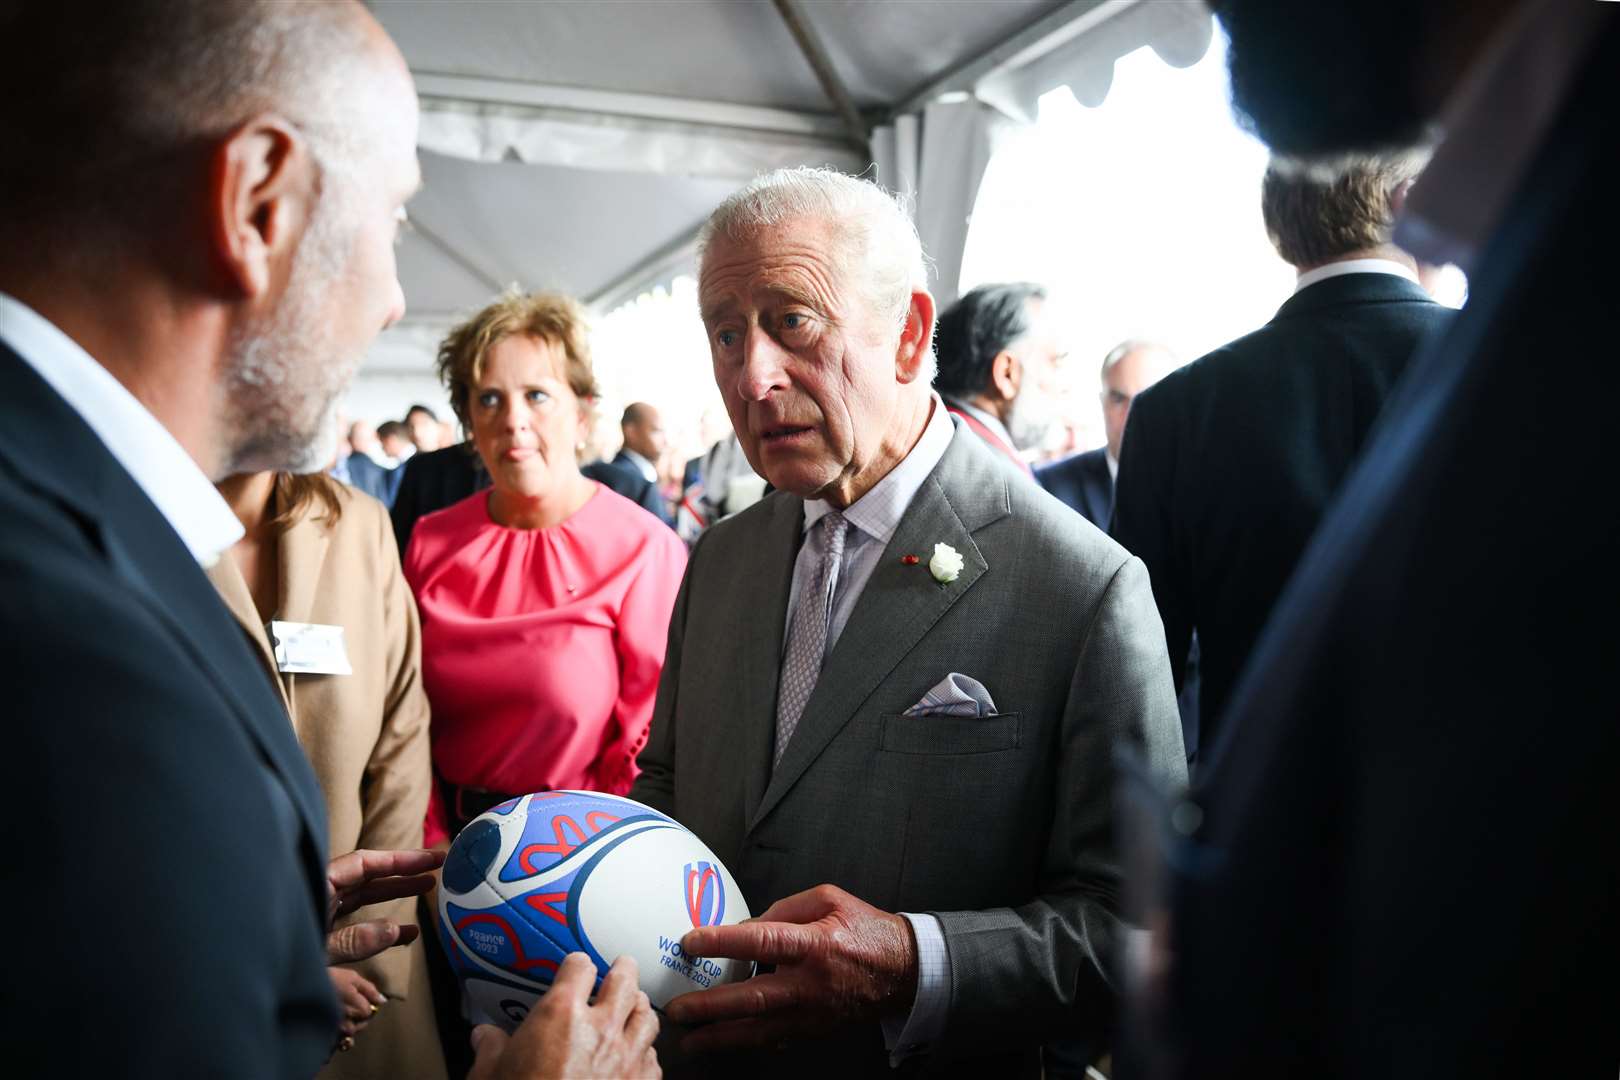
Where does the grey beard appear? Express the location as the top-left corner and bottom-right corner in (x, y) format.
(1004, 390), (1058, 452)
(218, 194), (357, 477)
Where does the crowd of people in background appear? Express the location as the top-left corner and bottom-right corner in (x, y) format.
(2, 0), (1612, 1078)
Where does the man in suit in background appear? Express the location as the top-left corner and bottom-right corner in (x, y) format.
(0, 2), (655, 1075)
(390, 440), (487, 553)
(633, 168), (1185, 1076)
(932, 282), (1067, 478)
(602, 401), (674, 524)
(377, 418), (416, 466)
(344, 449), (397, 505)
(1131, 1), (1619, 1075)
(1111, 150), (1449, 761)
(404, 402), (444, 453)
(1037, 340), (1176, 529)
(614, 402), (666, 484)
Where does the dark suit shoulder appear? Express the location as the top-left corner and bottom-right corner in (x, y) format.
(1176, 281), (1450, 384)
(1035, 446), (1107, 485)
(0, 468), (335, 1075)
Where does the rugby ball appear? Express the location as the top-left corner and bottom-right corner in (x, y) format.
(437, 790), (752, 1029)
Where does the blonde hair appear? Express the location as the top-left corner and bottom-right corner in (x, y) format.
(435, 290), (600, 431)
(270, 473), (344, 533)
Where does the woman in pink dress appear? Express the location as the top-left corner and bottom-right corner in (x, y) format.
(403, 293), (686, 845)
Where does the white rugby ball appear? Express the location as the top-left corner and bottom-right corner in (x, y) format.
(436, 790), (752, 1029)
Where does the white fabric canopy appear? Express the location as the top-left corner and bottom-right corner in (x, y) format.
(356, 0), (1214, 417)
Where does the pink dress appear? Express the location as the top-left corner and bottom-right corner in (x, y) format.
(404, 484), (686, 845)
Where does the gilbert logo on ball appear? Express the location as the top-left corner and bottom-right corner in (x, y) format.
(437, 790), (752, 1031)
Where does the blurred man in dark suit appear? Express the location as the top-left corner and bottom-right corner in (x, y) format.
(933, 282), (1067, 478)
(377, 418), (415, 465)
(1113, 150), (1449, 759)
(1037, 340), (1175, 528)
(602, 401), (673, 524)
(1131, 1), (1620, 1076)
(342, 430), (400, 506)
(390, 441), (486, 553)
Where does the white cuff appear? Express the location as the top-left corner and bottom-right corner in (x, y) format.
(879, 912), (951, 1066)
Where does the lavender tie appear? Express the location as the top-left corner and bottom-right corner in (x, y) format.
(774, 511), (849, 767)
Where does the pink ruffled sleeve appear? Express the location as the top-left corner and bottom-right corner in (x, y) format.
(597, 528), (687, 794)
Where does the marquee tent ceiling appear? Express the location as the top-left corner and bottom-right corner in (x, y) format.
(360, 0), (1214, 393)
(379, 0), (1071, 114)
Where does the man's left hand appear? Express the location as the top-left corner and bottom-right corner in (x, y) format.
(663, 884), (918, 1052)
(325, 848), (444, 964)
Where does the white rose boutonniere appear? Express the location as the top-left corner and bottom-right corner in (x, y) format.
(929, 542), (964, 584)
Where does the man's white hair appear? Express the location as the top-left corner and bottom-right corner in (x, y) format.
(699, 168), (934, 377)
(1101, 339), (1174, 379)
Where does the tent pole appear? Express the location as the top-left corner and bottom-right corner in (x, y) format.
(771, 0), (870, 155)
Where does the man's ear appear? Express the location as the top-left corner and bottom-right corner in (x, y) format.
(895, 288), (937, 385)
(208, 116), (315, 299)
(989, 350), (1021, 403)
(1390, 177), (1416, 219)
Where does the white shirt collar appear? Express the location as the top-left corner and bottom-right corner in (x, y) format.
(0, 292), (243, 566)
(804, 394), (955, 545)
(1293, 258), (1420, 295)
(1395, 0), (1610, 274)
(1105, 450), (1119, 483)
(621, 447), (659, 483)
(940, 396), (1017, 454)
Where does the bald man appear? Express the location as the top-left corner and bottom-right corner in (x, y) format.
(1036, 341), (1175, 529)
(0, 3), (655, 1076)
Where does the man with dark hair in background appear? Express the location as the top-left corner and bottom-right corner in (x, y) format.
(405, 402), (444, 453)
(1037, 340), (1176, 529)
(0, 2), (657, 1076)
(378, 418), (416, 465)
(1131, 1), (1620, 1076)
(932, 282), (1067, 477)
(1112, 150), (1448, 761)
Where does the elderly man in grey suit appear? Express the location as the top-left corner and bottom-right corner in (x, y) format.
(630, 168), (1185, 1076)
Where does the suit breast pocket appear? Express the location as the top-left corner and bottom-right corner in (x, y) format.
(878, 712), (1022, 755)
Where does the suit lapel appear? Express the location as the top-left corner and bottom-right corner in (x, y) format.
(750, 429), (1011, 830)
(738, 493), (804, 823)
(205, 553), (289, 718)
(97, 482), (329, 849)
(0, 347), (328, 860)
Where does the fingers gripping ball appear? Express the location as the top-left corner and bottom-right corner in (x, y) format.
(437, 790), (754, 1030)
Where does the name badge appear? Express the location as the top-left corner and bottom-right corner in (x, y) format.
(268, 620), (353, 676)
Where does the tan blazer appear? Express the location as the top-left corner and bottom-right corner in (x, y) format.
(208, 482), (445, 1080)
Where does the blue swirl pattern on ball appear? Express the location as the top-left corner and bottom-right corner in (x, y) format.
(438, 791), (679, 996)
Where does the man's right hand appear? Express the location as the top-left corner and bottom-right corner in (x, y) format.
(467, 953), (660, 1080)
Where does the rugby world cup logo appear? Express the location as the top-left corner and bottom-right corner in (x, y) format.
(683, 861), (725, 928)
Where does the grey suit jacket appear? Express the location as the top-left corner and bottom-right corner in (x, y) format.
(632, 423), (1186, 1073)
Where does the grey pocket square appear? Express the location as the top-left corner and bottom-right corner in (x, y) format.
(903, 673), (997, 717)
